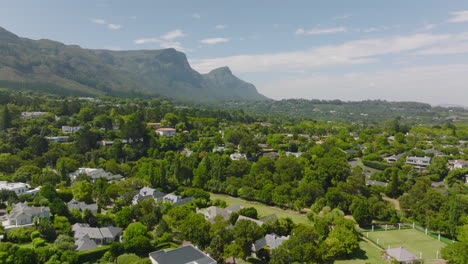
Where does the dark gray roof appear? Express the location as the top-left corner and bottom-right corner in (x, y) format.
(75, 234), (97, 251)
(149, 244), (216, 264)
(384, 247), (418, 262)
(252, 233), (290, 251)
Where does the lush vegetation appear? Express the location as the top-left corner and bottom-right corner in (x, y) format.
(0, 89), (466, 264)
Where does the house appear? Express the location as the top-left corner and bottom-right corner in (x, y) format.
(75, 235), (97, 251)
(161, 193), (194, 207)
(132, 187), (166, 205)
(252, 233), (290, 252)
(197, 204), (244, 222)
(285, 152), (303, 157)
(262, 152), (279, 159)
(237, 214), (278, 226)
(100, 140), (114, 146)
(149, 244), (216, 264)
(147, 123), (161, 129)
(383, 247), (420, 264)
(67, 199), (98, 214)
(69, 168), (123, 183)
(72, 223), (122, 249)
(62, 126), (84, 134)
(21, 112), (48, 119)
(45, 136), (69, 143)
(230, 153), (247, 161)
(423, 149), (444, 157)
(365, 180), (388, 187)
(405, 156), (431, 167)
(384, 154), (403, 163)
(448, 160), (468, 170)
(213, 146), (227, 152)
(7, 203), (50, 227)
(0, 181), (40, 196)
(156, 128), (176, 137)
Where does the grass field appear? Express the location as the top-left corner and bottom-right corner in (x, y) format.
(335, 240), (387, 264)
(210, 193), (311, 225)
(365, 229), (447, 260)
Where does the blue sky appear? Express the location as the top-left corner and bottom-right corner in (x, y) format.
(2, 0), (468, 105)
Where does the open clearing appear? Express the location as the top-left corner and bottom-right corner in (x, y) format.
(210, 193), (311, 225)
(365, 229), (447, 260)
(335, 239), (387, 264)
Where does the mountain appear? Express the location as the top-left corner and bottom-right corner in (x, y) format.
(0, 26), (268, 101)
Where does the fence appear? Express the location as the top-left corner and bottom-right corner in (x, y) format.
(359, 222), (454, 245)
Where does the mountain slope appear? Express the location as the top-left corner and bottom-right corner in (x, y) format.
(0, 26), (268, 101)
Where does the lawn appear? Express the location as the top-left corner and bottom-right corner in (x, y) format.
(365, 229), (447, 260)
(335, 240), (387, 264)
(210, 193), (311, 225)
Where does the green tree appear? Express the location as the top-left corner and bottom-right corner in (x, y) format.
(71, 181), (94, 203)
(352, 199), (373, 227)
(123, 222), (148, 242)
(54, 234), (76, 250)
(54, 215), (72, 235)
(0, 105), (12, 131)
(29, 135), (49, 156)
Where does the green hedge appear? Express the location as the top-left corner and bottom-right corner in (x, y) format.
(77, 245), (111, 263)
(362, 160), (394, 170)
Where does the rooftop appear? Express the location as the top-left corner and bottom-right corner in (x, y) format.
(149, 244), (216, 264)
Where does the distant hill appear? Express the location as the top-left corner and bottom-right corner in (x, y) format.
(0, 26), (268, 101)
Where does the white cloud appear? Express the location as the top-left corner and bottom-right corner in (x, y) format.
(448, 10), (468, 23)
(332, 15), (351, 20)
(259, 64), (468, 105)
(215, 24), (227, 29)
(107, 23), (122, 30)
(421, 24), (438, 30)
(161, 29), (186, 40)
(91, 18), (121, 30)
(296, 27), (348, 35)
(134, 29), (189, 51)
(191, 32), (456, 73)
(199, 37), (230, 45)
(415, 41), (468, 55)
(192, 13), (201, 19)
(92, 19), (106, 24)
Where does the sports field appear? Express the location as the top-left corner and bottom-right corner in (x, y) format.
(210, 193), (311, 225)
(335, 240), (387, 264)
(365, 229), (448, 260)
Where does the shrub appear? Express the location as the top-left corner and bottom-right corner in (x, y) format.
(33, 237), (46, 248)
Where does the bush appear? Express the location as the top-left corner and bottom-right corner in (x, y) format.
(6, 226), (34, 243)
(362, 160), (394, 170)
(77, 245), (110, 263)
(33, 237), (46, 248)
(30, 230), (41, 240)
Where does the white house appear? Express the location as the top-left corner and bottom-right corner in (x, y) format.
(448, 160), (468, 170)
(69, 168), (123, 183)
(6, 203), (50, 227)
(67, 199), (98, 214)
(405, 156), (431, 167)
(0, 181), (40, 196)
(21, 112), (48, 119)
(230, 153), (247, 160)
(62, 126), (84, 134)
(156, 128), (176, 137)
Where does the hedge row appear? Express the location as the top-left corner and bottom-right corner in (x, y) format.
(77, 245), (111, 264)
(362, 160), (395, 170)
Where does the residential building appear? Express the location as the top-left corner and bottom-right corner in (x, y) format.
(237, 214), (278, 226)
(132, 187), (166, 205)
(45, 136), (69, 143)
(385, 154), (403, 163)
(0, 181), (39, 196)
(156, 128), (176, 137)
(423, 149), (444, 157)
(72, 223), (122, 250)
(21, 112), (48, 119)
(147, 122), (161, 129)
(365, 180), (388, 187)
(383, 247), (420, 264)
(285, 152), (303, 157)
(161, 193), (194, 207)
(149, 244), (216, 264)
(69, 168), (123, 183)
(262, 152), (279, 159)
(252, 233), (290, 252)
(448, 159), (468, 170)
(230, 153), (247, 160)
(405, 156), (431, 167)
(67, 199), (98, 214)
(197, 204), (244, 222)
(213, 146), (227, 152)
(62, 126), (84, 134)
(7, 203), (50, 226)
